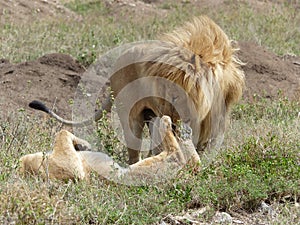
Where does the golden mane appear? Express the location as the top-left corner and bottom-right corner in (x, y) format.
(141, 16), (245, 150)
(143, 15), (244, 107)
(161, 16), (234, 65)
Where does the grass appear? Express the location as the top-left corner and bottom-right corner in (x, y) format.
(0, 0), (299, 224)
(0, 1), (299, 65)
(0, 98), (299, 224)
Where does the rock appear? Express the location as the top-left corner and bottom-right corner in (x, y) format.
(213, 212), (233, 224)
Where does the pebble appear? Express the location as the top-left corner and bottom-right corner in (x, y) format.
(213, 211), (233, 224)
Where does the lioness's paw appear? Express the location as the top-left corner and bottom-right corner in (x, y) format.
(160, 115), (172, 132)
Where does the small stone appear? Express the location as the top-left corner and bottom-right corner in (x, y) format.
(260, 201), (275, 217)
(213, 211), (232, 224)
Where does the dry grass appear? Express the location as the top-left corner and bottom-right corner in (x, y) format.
(0, 1), (299, 224)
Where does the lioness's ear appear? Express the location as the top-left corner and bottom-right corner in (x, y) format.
(74, 143), (91, 151)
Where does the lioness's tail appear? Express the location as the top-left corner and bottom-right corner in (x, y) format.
(29, 98), (112, 127)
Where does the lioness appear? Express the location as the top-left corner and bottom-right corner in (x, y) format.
(29, 16), (244, 164)
(20, 116), (200, 183)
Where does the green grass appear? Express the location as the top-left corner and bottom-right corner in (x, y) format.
(0, 0), (299, 224)
(0, 99), (299, 224)
(0, 1), (298, 65)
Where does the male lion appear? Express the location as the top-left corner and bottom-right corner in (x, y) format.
(29, 16), (244, 164)
(20, 116), (200, 183)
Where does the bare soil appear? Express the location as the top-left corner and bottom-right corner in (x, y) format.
(0, 53), (84, 117)
(237, 41), (300, 101)
(1, 0), (299, 118)
(1, 41), (299, 118)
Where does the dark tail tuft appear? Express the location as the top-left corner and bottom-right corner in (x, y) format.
(29, 100), (50, 114)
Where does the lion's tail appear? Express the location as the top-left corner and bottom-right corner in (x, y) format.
(29, 97), (112, 127)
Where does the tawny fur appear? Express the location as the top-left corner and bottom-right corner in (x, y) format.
(19, 130), (90, 181)
(19, 116), (200, 182)
(110, 15), (244, 162)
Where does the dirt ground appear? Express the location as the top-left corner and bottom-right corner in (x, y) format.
(0, 0), (299, 118)
(1, 41), (299, 118)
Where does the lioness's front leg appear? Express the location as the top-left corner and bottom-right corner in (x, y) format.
(122, 116), (190, 184)
(130, 116), (186, 168)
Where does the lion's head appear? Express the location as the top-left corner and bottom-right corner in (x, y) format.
(138, 16), (245, 151)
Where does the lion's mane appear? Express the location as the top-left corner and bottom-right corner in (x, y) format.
(140, 16), (245, 150)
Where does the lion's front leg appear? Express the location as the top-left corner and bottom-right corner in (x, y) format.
(124, 116), (145, 164)
(147, 117), (164, 157)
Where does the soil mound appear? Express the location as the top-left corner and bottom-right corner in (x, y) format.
(0, 53), (84, 118)
(0, 42), (299, 118)
(238, 41), (300, 101)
